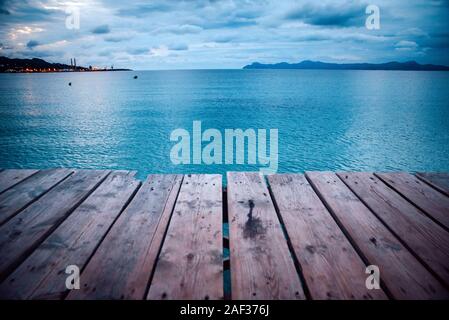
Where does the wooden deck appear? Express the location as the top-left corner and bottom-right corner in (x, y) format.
(0, 169), (448, 300)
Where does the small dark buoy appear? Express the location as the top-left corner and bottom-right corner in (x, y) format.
(133, 75), (138, 79)
(68, 82), (72, 86)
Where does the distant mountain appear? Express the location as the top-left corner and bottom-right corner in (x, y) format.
(0, 56), (131, 72)
(243, 60), (449, 71)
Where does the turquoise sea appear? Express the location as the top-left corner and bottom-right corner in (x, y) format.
(1, 69), (448, 180)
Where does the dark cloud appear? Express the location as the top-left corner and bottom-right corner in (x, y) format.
(0, 0), (11, 15)
(199, 5), (262, 30)
(203, 19), (257, 29)
(17, 49), (62, 58)
(127, 47), (149, 55)
(286, 2), (366, 27)
(213, 35), (236, 43)
(198, 14), (258, 30)
(234, 8), (262, 20)
(429, 0), (449, 7)
(0, 0), (57, 24)
(92, 25), (111, 34)
(1, 0), (449, 68)
(104, 35), (132, 42)
(98, 50), (112, 57)
(116, 2), (171, 17)
(420, 34), (449, 49)
(26, 40), (39, 49)
(168, 43), (188, 51)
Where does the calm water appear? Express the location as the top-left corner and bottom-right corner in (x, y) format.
(1, 70), (449, 180)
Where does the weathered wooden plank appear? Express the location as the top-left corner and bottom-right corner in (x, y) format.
(0, 170), (110, 280)
(306, 172), (448, 299)
(0, 169), (39, 194)
(148, 174), (223, 300)
(338, 172), (449, 287)
(0, 169), (73, 226)
(67, 174), (183, 300)
(268, 174), (387, 300)
(227, 172), (305, 300)
(376, 172), (449, 230)
(0, 171), (140, 299)
(416, 173), (449, 197)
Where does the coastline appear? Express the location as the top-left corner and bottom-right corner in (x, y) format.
(0, 69), (132, 74)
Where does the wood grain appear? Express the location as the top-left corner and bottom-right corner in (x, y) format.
(338, 172), (449, 287)
(306, 171), (448, 299)
(227, 172), (305, 300)
(0, 169), (39, 194)
(0, 170), (110, 281)
(148, 174), (223, 300)
(416, 173), (449, 197)
(0, 171), (139, 299)
(0, 169), (73, 225)
(376, 172), (449, 230)
(268, 174), (387, 300)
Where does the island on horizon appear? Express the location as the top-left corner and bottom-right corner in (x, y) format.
(0, 56), (132, 73)
(243, 60), (449, 71)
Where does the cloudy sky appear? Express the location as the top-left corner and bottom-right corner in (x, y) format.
(0, 0), (448, 69)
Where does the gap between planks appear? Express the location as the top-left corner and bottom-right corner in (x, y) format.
(0, 170), (112, 282)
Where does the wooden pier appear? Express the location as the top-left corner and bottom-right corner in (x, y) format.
(0, 169), (448, 300)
